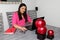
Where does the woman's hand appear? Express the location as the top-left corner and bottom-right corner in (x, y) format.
(23, 27), (27, 31)
(13, 24), (27, 32)
(20, 27), (27, 32)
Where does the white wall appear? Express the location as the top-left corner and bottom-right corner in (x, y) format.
(22, 0), (36, 10)
(36, 0), (60, 27)
(0, 4), (20, 31)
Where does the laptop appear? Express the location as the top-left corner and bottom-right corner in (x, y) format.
(31, 17), (44, 31)
(25, 17), (44, 31)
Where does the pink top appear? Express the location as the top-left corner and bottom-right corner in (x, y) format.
(12, 12), (32, 27)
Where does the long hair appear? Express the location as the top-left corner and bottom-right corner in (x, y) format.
(18, 3), (28, 22)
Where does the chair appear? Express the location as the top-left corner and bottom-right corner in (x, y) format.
(6, 10), (37, 28)
(0, 13), (4, 33)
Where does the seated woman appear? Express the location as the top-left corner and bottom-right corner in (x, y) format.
(12, 3), (32, 32)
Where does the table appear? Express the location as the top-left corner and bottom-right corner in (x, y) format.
(0, 25), (60, 40)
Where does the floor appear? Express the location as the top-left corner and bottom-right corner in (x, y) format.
(0, 25), (60, 40)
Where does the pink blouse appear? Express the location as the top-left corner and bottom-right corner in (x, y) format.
(12, 12), (32, 27)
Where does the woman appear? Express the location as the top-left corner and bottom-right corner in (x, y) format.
(12, 3), (32, 32)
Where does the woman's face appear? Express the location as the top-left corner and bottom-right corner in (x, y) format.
(20, 6), (26, 14)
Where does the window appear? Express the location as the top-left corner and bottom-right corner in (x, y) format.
(0, 0), (22, 4)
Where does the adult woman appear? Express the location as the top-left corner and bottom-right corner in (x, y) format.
(12, 3), (32, 32)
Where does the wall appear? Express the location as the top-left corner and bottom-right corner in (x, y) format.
(22, 0), (36, 10)
(36, 0), (60, 27)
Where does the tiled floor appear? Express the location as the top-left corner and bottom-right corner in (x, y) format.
(0, 25), (60, 40)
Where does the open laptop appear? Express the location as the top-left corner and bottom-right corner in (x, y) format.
(31, 17), (44, 30)
(25, 17), (44, 31)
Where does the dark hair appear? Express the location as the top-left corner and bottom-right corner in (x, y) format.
(18, 3), (28, 22)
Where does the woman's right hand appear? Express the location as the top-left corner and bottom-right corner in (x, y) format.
(13, 24), (27, 32)
(23, 27), (27, 31)
(20, 27), (27, 32)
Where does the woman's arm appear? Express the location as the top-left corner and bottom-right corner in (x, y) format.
(27, 14), (33, 23)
